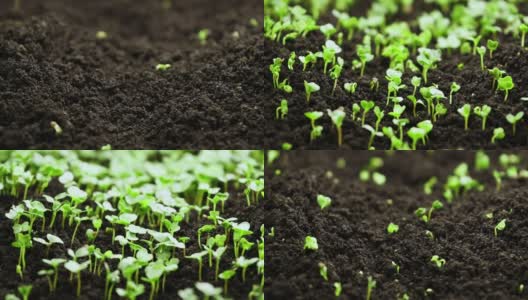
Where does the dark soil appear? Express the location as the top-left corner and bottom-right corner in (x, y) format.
(263, 1), (528, 149)
(0, 0), (266, 149)
(265, 151), (528, 299)
(0, 178), (264, 299)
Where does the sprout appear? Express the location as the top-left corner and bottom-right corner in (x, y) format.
(520, 24), (528, 48)
(373, 107), (385, 132)
(430, 255), (446, 268)
(494, 219), (507, 237)
(304, 81), (320, 103)
(270, 58), (283, 88)
(407, 127), (426, 150)
(487, 40), (498, 58)
(360, 100), (375, 126)
(320, 23), (337, 40)
(318, 262), (328, 280)
(498, 76), (514, 102)
(96, 31), (108, 40)
(344, 82), (358, 94)
(50, 121), (63, 135)
(155, 64), (171, 71)
(417, 120), (433, 145)
(276, 99), (288, 120)
(18, 285), (32, 300)
(198, 29), (210, 45)
(385, 69), (405, 105)
(186, 250), (208, 281)
(415, 200), (443, 223)
(213, 246), (226, 280)
(391, 261), (400, 274)
(219, 269), (236, 295)
(387, 222), (399, 234)
(363, 125), (382, 150)
(411, 76), (421, 97)
(492, 127), (505, 144)
(330, 58), (344, 95)
(195, 282), (222, 300)
(12, 231), (32, 274)
(235, 256), (259, 282)
(476, 46), (486, 70)
(352, 103), (361, 121)
(305, 111), (324, 142)
(287, 52), (296, 70)
(43, 258), (66, 291)
(506, 112), (524, 136)
(116, 281), (145, 300)
(370, 77), (379, 92)
(357, 44), (374, 77)
(457, 104), (472, 131)
(474, 105), (492, 130)
(317, 194), (332, 210)
(304, 236), (318, 251)
(366, 276), (376, 300)
(475, 151), (490, 171)
(64, 260), (90, 296)
(417, 48), (441, 84)
(334, 282), (342, 297)
(327, 108), (346, 146)
(33, 233), (64, 256)
(322, 40), (342, 74)
(449, 82), (460, 105)
(488, 67), (505, 90)
(143, 261), (164, 300)
(299, 52), (318, 71)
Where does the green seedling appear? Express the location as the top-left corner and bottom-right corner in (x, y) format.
(18, 285), (32, 300)
(520, 24), (528, 48)
(64, 260), (90, 297)
(330, 58), (344, 94)
(235, 256), (259, 282)
(417, 120), (433, 145)
(327, 108), (346, 146)
(304, 81), (320, 103)
(387, 222), (399, 234)
(391, 261), (400, 274)
(411, 76), (422, 97)
(475, 151), (490, 171)
(270, 58), (283, 88)
(142, 261), (164, 300)
(495, 219), (507, 237)
(116, 281), (145, 300)
(424, 176), (437, 195)
(186, 250), (208, 281)
(304, 236), (318, 251)
(431, 255), (446, 268)
(322, 40), (341, 74)
(195, 282), (222, 300)
(219, 269), (236, 295)
(352, 103), (361, 121)
(305, 111), (324, 141)
(374, 107), (385, 132)
(487, 40), (498, 58)
(415, 200), (443, 223)
(334, 282), (342, 297)
(33, 234), (64, 256)
(43, 258), (66, 291)
(319, 262), (328, 280)
(213, 246), (226, 280)
(299, 52), (318, 71)
(198, 29), (210, 45)
(370, 77), (379, 92)
(417, 48), (441, 84)
(407, 127), (426, 150)
(287, 52), (296, 70)
(506, 112), (524, 136)
(363, 124), (382, 150)
(498, 76), (514, 102)
(344, 82), (358, 94)
(317, 194), (332, 210)
(361, 100), (375, 126)
(474, 105), (492, 130)
(50, 121), (63, 135)
(457, 104), (472, 131)
(357, 44), (374, 77)
(492, 127), (505, 144)
(320, 23), (337, 40)
(155, 64), (171, 71)
(366, 276), (376, 300)
(276, 99), (288, 120)
(489, 67), (505, 90)
(12, 232), (32, 273)
(449, 82), (460, 105)
(476, 46), (486, 70)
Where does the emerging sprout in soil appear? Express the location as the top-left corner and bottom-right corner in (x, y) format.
(417, 48), (441, 84)
(489, 67), (505, 90)
(334, 282), (342, 297)
(487, 40), (498, 58)
(387, 222), (399, 234)
(43, 258), (66, 291)
(330, 58), (344, 94)
(304, 236), (318, 251)
(186, 250), (208, 281)
(506, 112), (524, 136)
(327, 107), (346, 146)
(474, 105), (492, 130)
(494, 219), (507, 237)
(270, 58), (283, 88)
(64, 260), (90, 297)
(219, 269), (236, 295)
(317, 194), (332, 210)
(320, 23), (337, 40)
(235, 256), (258, 282)
(391, 261), (400, 274)
(96, 31), (108, 40)
(407, 127), (426, 150)
(198, 29), (210, 45)
(363, 124), (382, 150)
(155, 64), (171, 71)
(476, 46), (486, 70)
(415, 200), (443, 223)
(498, 76), (514, 102)
(411, 76), (421, 97)
(304, 81), (320, 103)
(50, 121), (63, 135)
(344, 82), (358, 94)
(431, 255), (446, 268)
(33, 233), (64, 256)
(366, 276), (376, 300)
(305, 111), (324, 141)
(449, 82), (460, 105)
(492, 127), (505, 144)
(352, 103), (361, 121)
(276, 99), (288, 120)
(116, 281), (145, 300)
(520, 24), (528, 48)
(457, 104), (472, 131)
(18, 285), (32, 300)
(319, 262), (328, 280)
(288, 52), (296, 70)
(360, 100), (375, 126)
(357, 44), (374, 77)
(475, 151), (490, 171)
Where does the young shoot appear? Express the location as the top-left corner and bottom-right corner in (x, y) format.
(186, 250), (208, 281)
(520, 24), (528, 48)
(387, 222), (399, 234)
(366, 276), (376, 300)
(197, 29), (210, 45)
(304, 81), (320, 103)
(415, 200), (443, 223)
(495, 219), (507, 237)
(431, 255), (446, 268)
(489, 67), (505, 90)
(18, 285), (32, 300)
(327, 107), (346, 146)
(357, 44), (374, 77)
(498, 76), (514, 102)
(155, 64), (171, 71)
(417, 48), (441, 84)
(304, 236), (318, 251)
(360, 100), (375, 126)
(487, 40), (498, 58)
(457, 104), (472, 131)
(474, 105), (492, 130)
(317, 194), (332, 210)
(50, 121), (63, 135)
(407, 127), (426, 150)
(319, 262), (328, 280)
(449, 82), (460, 105)
(235, 256), (259, 282)
(506, 112), (524, 136)
(492, 127), (506, 144)
(219, 269), (236, 295)
(276, 99), (288, 120)
(476, 46), (486, 70)
(344, 82), (358, 94)
(33, 234), (64, 256)
(64, 260), (90, 297)
(334, 282), (342, 297)
(305, 111), (324, 141)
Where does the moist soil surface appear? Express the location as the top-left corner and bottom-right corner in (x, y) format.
(263, 1), (528, 149)
(265, 151), (528, 299)
(0, 0), (265, 149)
(0, 179), (264, 299)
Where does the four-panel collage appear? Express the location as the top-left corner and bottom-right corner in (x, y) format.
(1, 0), (528, 299)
